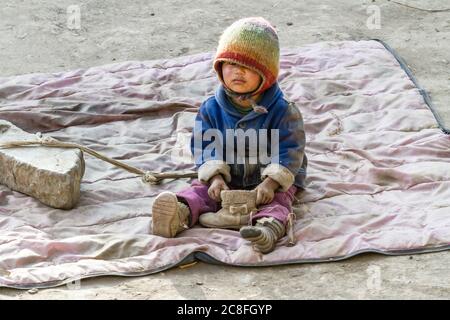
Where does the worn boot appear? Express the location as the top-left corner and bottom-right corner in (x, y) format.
(199, 190), (257, 230)
(239, 217), (286, 254)
(152, 191), (190, 238)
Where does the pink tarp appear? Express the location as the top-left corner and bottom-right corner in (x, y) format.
(0, 40), (449, 289)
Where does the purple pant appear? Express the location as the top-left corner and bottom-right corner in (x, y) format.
(176, 179), (298, 227)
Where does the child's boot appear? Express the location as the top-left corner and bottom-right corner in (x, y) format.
(152, 191), (190, 238)
(199, 190), (257, 230)
(239, 217), (286, 254)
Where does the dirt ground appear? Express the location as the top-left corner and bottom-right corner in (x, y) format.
(1, 0), (450, 299)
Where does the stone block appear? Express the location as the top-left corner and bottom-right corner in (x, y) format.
(0, 120), (85, 209)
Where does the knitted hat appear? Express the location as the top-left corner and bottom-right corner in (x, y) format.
(213, 17), (280, 97)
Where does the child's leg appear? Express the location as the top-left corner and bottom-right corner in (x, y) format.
(176, 179), (219, 226)
(251, 185), (297, 225)
(240, 185), (297, 253)
(152, 180), (218, 237)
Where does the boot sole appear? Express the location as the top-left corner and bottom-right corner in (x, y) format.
(198, 220), (243, 230)
(152, 192), (179, 238)
(240, 226), (262, 239)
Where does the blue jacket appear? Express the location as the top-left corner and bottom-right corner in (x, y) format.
(191, 83), (307, 191)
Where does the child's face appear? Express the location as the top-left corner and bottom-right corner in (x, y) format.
(222, 62), (262, 94)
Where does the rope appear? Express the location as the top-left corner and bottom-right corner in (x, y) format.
(0, 132), (197, 185)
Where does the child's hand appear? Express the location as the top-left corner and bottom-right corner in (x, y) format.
(208, 174), (229, 202)
(255, 177), (280, 206)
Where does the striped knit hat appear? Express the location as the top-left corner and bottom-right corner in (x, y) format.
(213, 17), (280, 97)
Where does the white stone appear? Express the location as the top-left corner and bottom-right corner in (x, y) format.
(0, 120), (85, 209)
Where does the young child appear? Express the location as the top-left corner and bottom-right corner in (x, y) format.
(152, 17), (307, 254)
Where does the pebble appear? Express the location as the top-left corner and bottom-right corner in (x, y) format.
(17, 33), (28, 39)
(28, 288), (38, 294)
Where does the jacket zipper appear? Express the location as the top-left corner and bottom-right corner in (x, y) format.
(243, 155), (248, 185)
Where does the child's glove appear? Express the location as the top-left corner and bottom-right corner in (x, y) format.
(254, 177), (280, 206)
(208, 174), (230, 202)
